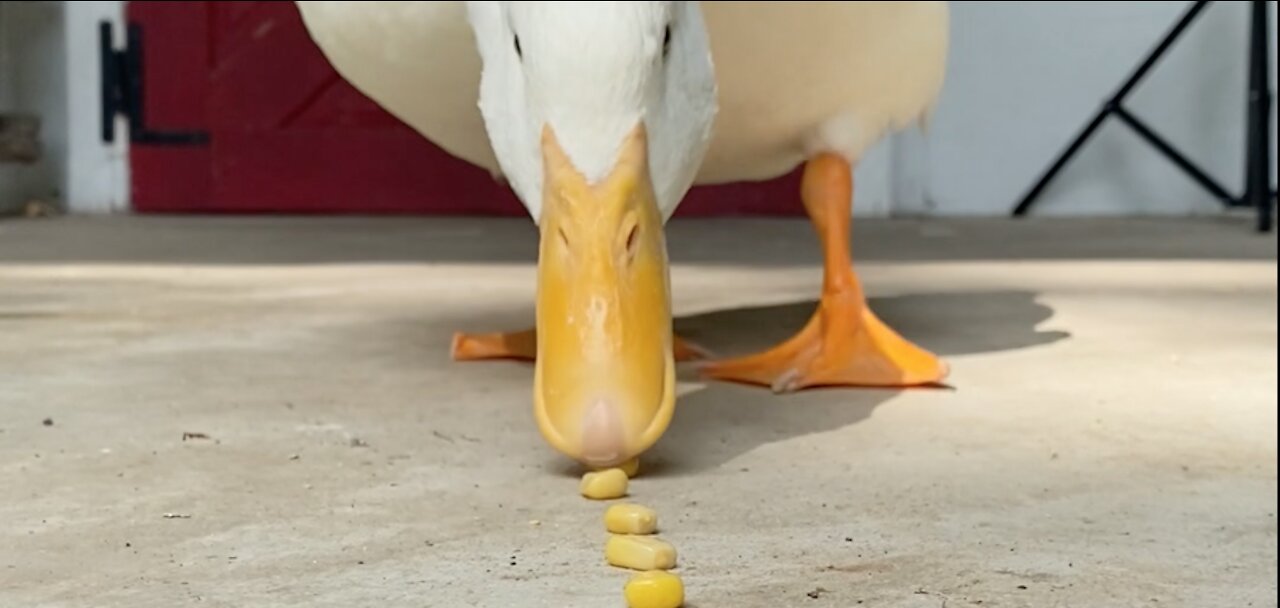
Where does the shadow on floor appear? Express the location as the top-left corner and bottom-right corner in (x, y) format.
(635, 290), (1069, 476)
(673, 290), (1067, 360)
(526, 290), (1068, 477)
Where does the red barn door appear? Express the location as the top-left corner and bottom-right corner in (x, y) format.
(124, 1), (803, 217)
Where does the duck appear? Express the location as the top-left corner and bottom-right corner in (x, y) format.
(296, 1), (951, 469)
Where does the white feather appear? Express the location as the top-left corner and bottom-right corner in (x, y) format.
(464, 1), (717, 223)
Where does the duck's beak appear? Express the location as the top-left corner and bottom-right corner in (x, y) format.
(533, 123), (676, 468)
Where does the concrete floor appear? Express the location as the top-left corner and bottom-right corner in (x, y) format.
(0, 216), (1275, 607)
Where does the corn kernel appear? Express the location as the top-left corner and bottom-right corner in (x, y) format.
(624, 571), (684, 608)
(618, 457), (641, 478)
(604, 503), (659, 535)
(580, 468), (629, 500)
(606, 535), (677, 571)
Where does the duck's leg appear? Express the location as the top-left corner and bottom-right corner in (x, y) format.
(698, 153), (948, 392)
(451, 329), (709, 362)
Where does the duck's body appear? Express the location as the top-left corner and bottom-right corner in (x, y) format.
(297, 1), (950, 468)
(297, 1), (947, 188)
(695, 2), (949, 183)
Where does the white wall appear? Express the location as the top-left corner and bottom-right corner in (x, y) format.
(915, 0), (1278, 217)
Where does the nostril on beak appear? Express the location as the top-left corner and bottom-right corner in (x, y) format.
(580, 398), (627, 467)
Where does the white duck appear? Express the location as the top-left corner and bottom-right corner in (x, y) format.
(297, 1), (950, 468)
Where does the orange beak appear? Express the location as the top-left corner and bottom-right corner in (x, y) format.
(532, 123), (677, 468)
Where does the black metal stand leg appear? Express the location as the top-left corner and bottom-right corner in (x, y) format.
(1244, 0), (1273, 233)
(1013, 1), (1213, 217)
(1012, 0), (1276, 234)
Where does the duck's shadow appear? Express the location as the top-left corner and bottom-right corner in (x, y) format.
(478, 289), (1069, 479)
(624, 289), (1070, 477)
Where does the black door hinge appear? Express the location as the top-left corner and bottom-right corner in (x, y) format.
(101, 21), (210, 146)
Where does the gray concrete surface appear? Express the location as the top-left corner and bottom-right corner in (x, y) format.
(0, 216), (1276, 607)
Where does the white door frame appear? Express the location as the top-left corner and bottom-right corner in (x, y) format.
(64, 0), (129, 214)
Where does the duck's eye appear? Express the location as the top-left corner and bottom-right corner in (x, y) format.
(662, 26), (671, 58)
(514, 34), (522, 60)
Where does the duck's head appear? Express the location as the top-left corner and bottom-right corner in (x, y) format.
(466, 1), (717, 467)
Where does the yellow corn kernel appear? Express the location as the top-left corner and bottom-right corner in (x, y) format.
(619, 458), (641, 478)
(580, 468), (629, 500)
(624, 571), (684, 608)
(605, 535), (677, 571)
(604, 503), (659, 535)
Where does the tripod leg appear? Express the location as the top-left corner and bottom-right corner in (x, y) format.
(1012, 110), (1110, 217)
(1245, 0), (1273, 233)
(1012, 0), (1214, 217)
